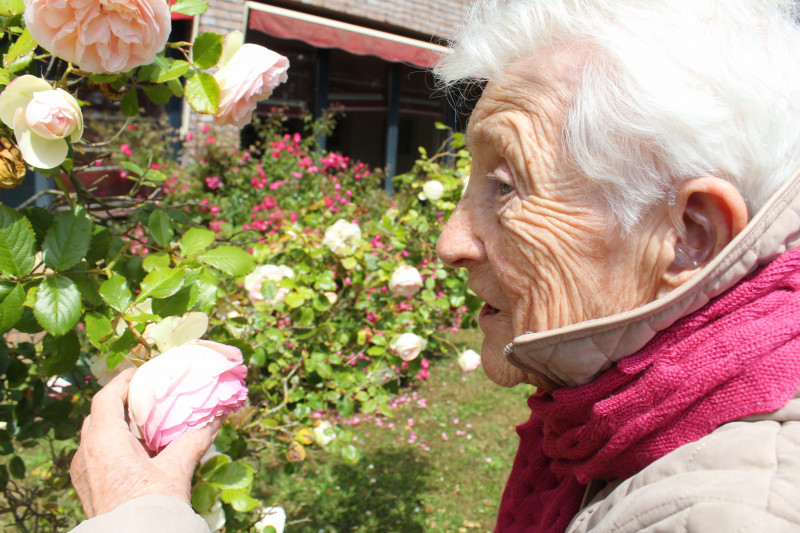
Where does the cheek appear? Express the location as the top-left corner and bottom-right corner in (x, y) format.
(480, 332), (529, 388)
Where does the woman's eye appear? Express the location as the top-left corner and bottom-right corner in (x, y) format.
(497, 181), (514, 195)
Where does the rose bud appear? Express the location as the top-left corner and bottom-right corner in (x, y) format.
(127, 339), (248, 452)
(391, 332), (427, 362)
(457, 349), (482, 372)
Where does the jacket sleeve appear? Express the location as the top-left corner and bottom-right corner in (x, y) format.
(567, 418), (800, 533)
(68, 495), (211, 533)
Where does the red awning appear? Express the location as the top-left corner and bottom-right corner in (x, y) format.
(247, 4), (448, 68)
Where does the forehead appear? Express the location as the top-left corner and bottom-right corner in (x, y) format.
(465, 53), (580, 150)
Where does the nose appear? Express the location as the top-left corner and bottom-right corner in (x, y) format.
(437, 197), (486, 268)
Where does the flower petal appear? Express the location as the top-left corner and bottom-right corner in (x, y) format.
(14, 109), (68, 169)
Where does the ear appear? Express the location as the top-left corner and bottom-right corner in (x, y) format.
(659, 177), (748, 293)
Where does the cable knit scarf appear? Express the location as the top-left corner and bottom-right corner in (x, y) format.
(495, 246), (800, 533)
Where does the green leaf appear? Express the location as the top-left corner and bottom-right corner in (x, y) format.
(99, 273), (131, 312)
(191, 483), (217, 513)
(4, 28), (35, 73)
(284, 292), (305, 309)
(167, 78), (184, 98)
(0, 0), (25, 16)
(192, 32), (223, 69)
(0, 205), (36, 277)
(142, 169), (167, 184)
(41, 331), (80, 375)
(179, 228), (214, 257)
(24, 206), (53, 247)
(199, 247), (254, 276)
(121, 161), (145, 176)
(220, 489), (259, 513)
(185, 72), (219, 114)
(142, 252), (171, 272)
(207, 461), (253, 490)
(0, 283), (24, 335)
(142, 84), (173, 105)
(199, 454), (230, 479)
(8, 456), (24, 479)
(171, 0), (208, 16)
(0, 69), (8, 86)
(148, 210), (173, 248)
(33, 277), (81, 336)
(340, 444), (360, 464)
(42, 207), (92, 271)
(151, 286), (194, 317)
(120, 88), (139, 117)
(84, 312), (112, 348)
(155, 59), (190, 83)
(85, 226), (112, 265)
(138, 268), (184, 300)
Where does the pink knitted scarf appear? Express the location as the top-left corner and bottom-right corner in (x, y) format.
(495, 246), (800, 533)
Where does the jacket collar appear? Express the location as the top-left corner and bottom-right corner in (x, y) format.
(506, 168), (800, 388)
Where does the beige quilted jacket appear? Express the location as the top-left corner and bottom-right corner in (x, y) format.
(69, 172), (800, 531)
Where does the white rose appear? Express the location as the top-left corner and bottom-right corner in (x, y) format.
(200, 501), (226, 533)
(457, 349), (482, 372)
(255, 506), (286, 533)
(388, 265), (423, 297)
(422, 180), (444, 201)
(244, 265), (294, 304)
(322, 219), (362, 256)
(391, 332), (426, 362)
(312, 420), (336, 448)
(0, 75), (83, 169)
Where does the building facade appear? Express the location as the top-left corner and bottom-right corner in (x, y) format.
(188, 0), (472, 180)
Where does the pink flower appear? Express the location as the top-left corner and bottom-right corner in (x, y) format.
(127, 339), (248, 452)
(0, 75), (83, 169)
(185, 131), (194, 141)
(214, 42), (289, 128)
(24, 0), (171, 74)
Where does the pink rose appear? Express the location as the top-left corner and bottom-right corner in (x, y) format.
(0, 75), (83, 168)
(127, 339), (248, 452)
(388, 265), (423, 297)
(24, 0), (171, 74)
(214, 43), (289, 128)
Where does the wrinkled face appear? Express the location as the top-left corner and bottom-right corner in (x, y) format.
(437, 59), (666, 388)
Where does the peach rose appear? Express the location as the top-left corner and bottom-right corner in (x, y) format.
(214, 37), (289, 128)
(24, 0), (171, 74)
(0, 75), (83, 169)
(127, 339), (248, 452)
(388, 265), (423, 297)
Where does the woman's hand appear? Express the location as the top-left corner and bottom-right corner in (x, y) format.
(70, 368), (222, 518)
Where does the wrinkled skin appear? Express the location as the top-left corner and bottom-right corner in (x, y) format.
(437, 56), (675, 389)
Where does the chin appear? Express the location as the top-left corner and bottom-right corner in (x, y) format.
(480, 336), (529, 387)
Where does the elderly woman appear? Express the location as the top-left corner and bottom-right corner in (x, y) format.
(69, 0), (800, 532)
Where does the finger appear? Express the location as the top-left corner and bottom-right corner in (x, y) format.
(157, 416), (224, 473)
(89, 368), (137, 423)
(70, 447), (94, 518)
(79, 414), (91, 438)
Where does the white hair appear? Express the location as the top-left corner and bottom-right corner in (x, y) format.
(436, 0), (800, 230)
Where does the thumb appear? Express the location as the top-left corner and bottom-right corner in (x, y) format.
(156, 417), (225, 473)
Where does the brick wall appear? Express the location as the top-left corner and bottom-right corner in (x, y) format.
(199, 0), (247, 37)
